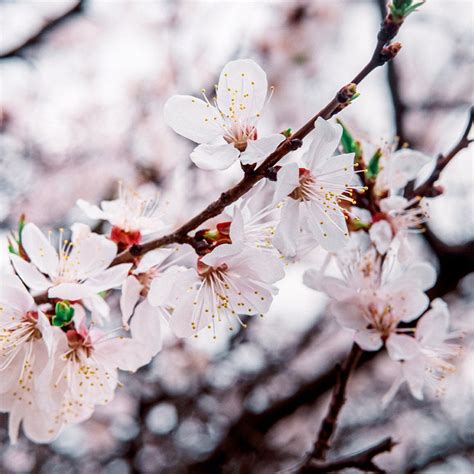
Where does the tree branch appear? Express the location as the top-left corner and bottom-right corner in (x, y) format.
(409, 106), (473, 198)
(0, 1), (85, 60)
(300, 343), (363, 470)
(302, 436), (396, 473)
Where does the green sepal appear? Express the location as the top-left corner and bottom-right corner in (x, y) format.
(282, 128), (292, 138)
(337, 120), (363, 161)
(366, 149), (383, 180)
(52, 301), (75, 327)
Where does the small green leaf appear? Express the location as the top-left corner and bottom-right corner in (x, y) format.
(336, 120), (363, 161)
(282, 128), (292, 138)
(53, 301), (75, 327)
(366, 149), (383, 180)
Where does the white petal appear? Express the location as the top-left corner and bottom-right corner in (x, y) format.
(76, 199), (108, 220)
(21, 223), (59, 277)
(304, 271), (354, 300)
(217, 59), (267, 120)
(354, 330), (383, 351)
(130, 300), (163, 357)
(391, 287), (429, 322)
(9, 254), (51, 293)
(190, 142), (240, 170)
(0, 275), (34, 313)
(386, 334), (420, 361)
(274, 199), (300, 258)
(48, 283), (94, 300)
(8, 405), (22, 444)
(120, 275), (143, 327)
(148, 266), (188, 308)
(402, 358), (425, 400)
(164, 95), (222, 144)
(403, 262), (437, 291)
(83, 294), (111, 324)
(97, 337), (150, 372)
(305, 117), (342, 171)
(85, 263), (132, 293)
(331, 300), (367, 330)
(135, 248), (174, 274)
(240, 134), (284, 166)
(200, 242), (244, 268)
(380, 195), (408, 213)
(390, 148), (432, 188)
(369, 220), (393, 255)
(272, 162), (299, 205)
(416, 298), (450, 345)
(229, 207), (245, 244)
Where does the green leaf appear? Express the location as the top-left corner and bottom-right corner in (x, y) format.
(282, 128), (292, 138)
(52, 301), (75, 327)
(336, 119), (363, 160)
(366, 149), (382, 180)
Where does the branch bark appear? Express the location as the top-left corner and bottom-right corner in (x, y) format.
(300, 343), (363, 470)
(302, 436), (396, 474)
(0, 1), (85, 60)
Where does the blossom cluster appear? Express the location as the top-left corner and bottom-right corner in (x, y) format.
(0, 59), (462, 444)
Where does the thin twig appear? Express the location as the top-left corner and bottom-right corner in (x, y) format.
(300, 343), (362, 471)
(302, 436), (396, 474)
(409, 106), (473, 198)
(0, 1), (85, 60)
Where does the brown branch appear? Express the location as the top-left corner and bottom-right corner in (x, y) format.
(300, 343), (363, 470)
(0, 1), (85, 60)
(410, 106), (473, 198)
(302, 437), (396, 473)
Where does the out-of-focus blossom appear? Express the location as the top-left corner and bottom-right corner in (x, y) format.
(77, 183), (166, 247)
(164, 59), (284, 170)
(273, 117), (357, 256)
(384, 298), (462, 403)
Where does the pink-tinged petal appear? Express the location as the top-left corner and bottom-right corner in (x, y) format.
(72, 303), (86, 327)
(22, 410), (62, 444)
(190, 142), (240, 170)
(135, 248), (174, 274)
(130, 300), (163, 357)
(228, 279), (274, 314)
(416, 298), (450, 345)
(36, 311), (54, 356)
(96, 338), (150, 372)
(402, 358), (425, 400)
(382, 369), (404, 408)
(86, 263), (132, 293)
(403, 262), (437, 292)
(354, 330), (384, 351)
(120, 275), (143, 327)
(69, 232), (118, 280)
(48, 283), (94, 300)
(21, 223), (59, 277)
(316, 152), (355, 182)
(217, 59), (268, 120)
(0, 276), (34, 313)
(305, 117), (342, 171)
(331, 300), (367, 330)
(10, 254), (51, 293)
(274, 199), (300, 258)
(390, 148), (432, 188)
(392, 288), (429, 322)
(76, 199), (108, 220)
(8, 404), (22, 444)
(369, 220), (393, 255)
(164, 95), (222, 144)
(272, 162), (299, 205)
(240, 134), (284, 165)
(304, 271), (354, 300)
(386, 334), (420, 361)
(0, 354), (22, 393)
(229, 207), (245, 244)
(83, 294), (110, 324)
(379, 195), (408, 213)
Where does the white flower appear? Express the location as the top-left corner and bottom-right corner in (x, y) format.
(375, 145), (432, 195)
(0, 274), (60, 443)
(77, 183), (166, 246)
(384, 299), (462, 403)
(42, 319), (150, 436)
(164, 59), (284, 170)
(157, 243), (285, 338)
(304, 246), (436, 352)
(273, 117), (357, 257)
(10, 223), (131, 323)
(120, 248), (188, 358)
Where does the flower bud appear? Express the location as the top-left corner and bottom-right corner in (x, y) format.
(53, 301), (75, 327)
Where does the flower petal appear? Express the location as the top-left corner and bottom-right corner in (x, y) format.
(272, 162), (299, 205)
(120, 275), (143, 328)
(240, 134), (284, 165)
(164, 95), (222, 144)
(217, 59), (268, 120)
(21, 223), (59, 277)
(190, 142), (240, 170)
(9, 254), (51, 293)
(130, 300), (163, 357)
(85, 263), (132, 293)
(305, 117), (342, 171)
(386, 334), (420, 361)
(369, 220), (393, 255)
(274, 199), (300, 258)
(331, 300), (367, 330)
(354, 330), (383, 351)
(135, 248), (174, 274)
(76, 199), (108, 221)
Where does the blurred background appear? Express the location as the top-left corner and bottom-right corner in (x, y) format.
(0, 0), (473, 473)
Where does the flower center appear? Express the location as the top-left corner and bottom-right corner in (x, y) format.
(289, 168), (317, 201)
(223, 123), (258, 151)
